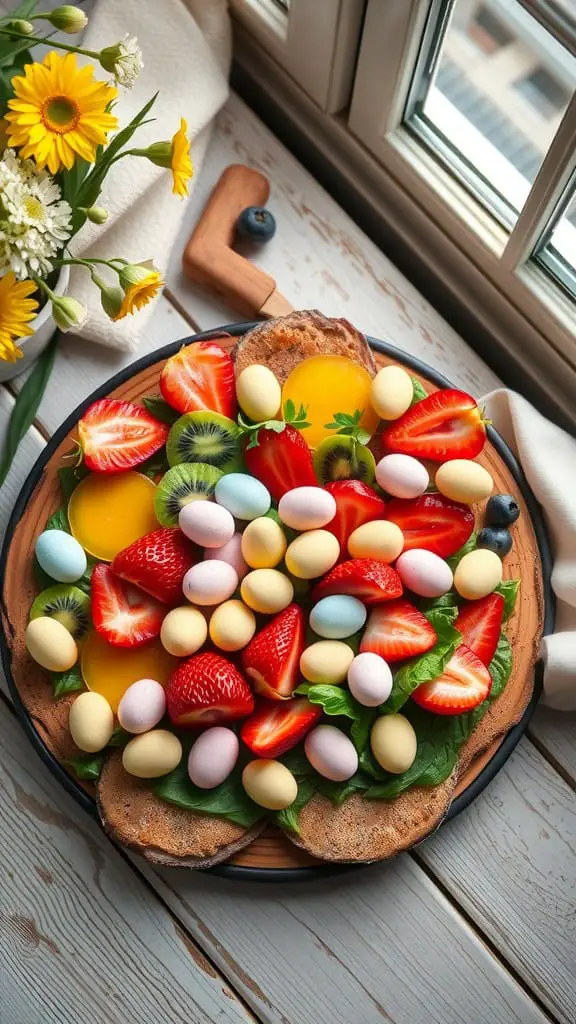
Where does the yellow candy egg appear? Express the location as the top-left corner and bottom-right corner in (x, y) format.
(435, 460), (493, 505)
(160, 606), (207, 657)
(209, 600), (256, 652)
(241, 516), (287, 569)
(300, 640), (354, 684)
(454, 548), (502, 600)
(347, 520), (404, 562)
(122, 729), (183, 779)
(242, 759), (298, 810)
(370, 365), (414, 421)
(285, 530), (340, 580)
(69, 692), (114, 753)
(240, 569), (294, 614)
(371, 714), (417, 774)
(236, 364), (282, 422)
(26, 616), (78, 672)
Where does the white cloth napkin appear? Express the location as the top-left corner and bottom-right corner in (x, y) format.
(69, 0), (231, 352)
(482, 389), (576, 711)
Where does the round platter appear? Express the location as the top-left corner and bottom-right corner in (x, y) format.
(0, 324), (554, 881)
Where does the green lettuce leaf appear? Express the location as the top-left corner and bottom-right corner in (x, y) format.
(51, 665), (84, 699)
(58, 464), (89, 503)
(279, 745), (314, 777)
(410, 378), (428, 404)
(143, 395), (180, 425)
(317, 772), (372, 806)
(63, 752), (106, 781)
(155, 761), (266, 828)
(350, 706), (378, 752)
(45, 506), (69, 532)
(488, 632), (513, 699)
(494, 579), (520, 621)
(446, 533), (477, 571)
(275, 777), (317, 834)
(304, 684), (364, 719)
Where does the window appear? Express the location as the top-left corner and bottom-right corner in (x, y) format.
(514, 66), (571, 118)
(467, 6), (513, 53)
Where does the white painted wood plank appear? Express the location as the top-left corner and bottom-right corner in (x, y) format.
(0, 387), (45, 528)
(530, 707), (576, 782)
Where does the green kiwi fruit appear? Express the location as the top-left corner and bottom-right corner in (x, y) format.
(155, 463), (223, 526)
(167, 411), (243, 472)
(313, 435), (376, 484)
(30, 585), (90, 639)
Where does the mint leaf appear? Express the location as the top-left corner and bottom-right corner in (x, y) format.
(63, 752), (106, 781)
(305, 684), (363, 719)
(488, 632), (512, 699)
(275, 777), (317, 834)
(142, 395), (179, 425)
(318, 771), (372, 806)
(410, 378), (428, 405)
(262, 420), (286, 434)
(45, 505), (70, 533)
(51, 664), (84, 698)
(293, 682), (311, 696)
(384, 610), (461, 713)
(155, 761), (266, 828)
(494, 579), (520, 621)
(446, 533), (477, 571)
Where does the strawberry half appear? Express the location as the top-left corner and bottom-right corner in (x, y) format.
(360, 598), (437, 662)
(312, 558), (402, 605)
(241, 698), (322, 758)
(166, 652), (254, 727)
(78, 399), (168, 473)
(455, 593), (504, 667)
(241, 604), (305, 701)
(91, 564), (165, 647)
(385, 493), (474, 558)
(111, 527), (196, 606)
(160, 340), (236, 417)
(324, 480), (386, 550)
(244, 425), (316, 501)
(412, 644), (492, 714)
(382, 388), (486, 461)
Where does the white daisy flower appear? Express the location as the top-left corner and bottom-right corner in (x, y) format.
(0, 149), (72, 280)
(100, 35), (143, 89)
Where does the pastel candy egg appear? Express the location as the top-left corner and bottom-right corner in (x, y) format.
(371, 714), (417, 773)
(204, 532), (248, 579)
(236, 364), (282, 422)
(348, 652), (393, 707)
(309, 595), (367, 639)
(26, 616), (78, 672)
(117, 678), (167, 734)
(215, 473), (270, 520)
(183, 560), (238, 606)
(285, 530), (340, 580)
(209, 600), (256, 651)
(160, 605), (208, 656)
(370, 365), (414, 420)
(178, 499), (235, 547)
(35, 529), (87, 583)
(300, 640), (354, 684)
(454, 548), (502, 600)
(241, 516), (287, 569)
(188, 727), (239, 789)
(240, 569), (294, 614)
(347, 520), (404, 563)
(435, 460), (494, 505)
(396, 549), (453, 598)
(375, 454), (429, 499)
(69, 692), (114, 753)
(242, 759), (297, 810)
(122, 729), (183, 779)
(278, 486), (336, 531)
(304, 724), (358, 781)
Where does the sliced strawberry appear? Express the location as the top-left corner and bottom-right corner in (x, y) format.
(160, 340), (236, 417)
(241, 604), (305, 701)
(111, 527), (196, 605)
(312, 558), (402, 605)
(166, 652), (254, 727)
(241, 698), (322, 758)
(385, 493), (474, 558)
(91, 564), (165, 648)
(382, 388), (486, 461)
(455, 593), (504, 667)
(244, 425), (316, 501)
(78, 399), (168, 473)
(324, 480), (386, 550)
(412, 644), (492, 714)
(360, 598), (437, 662)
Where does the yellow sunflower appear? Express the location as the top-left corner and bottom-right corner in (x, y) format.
(114, 262), (164, 320)
(5, 51), (118, 175)
(0, 274), (38, 362)
(171, 118), (193, 198)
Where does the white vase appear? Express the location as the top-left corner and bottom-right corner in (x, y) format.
(0, 264), (70, 383)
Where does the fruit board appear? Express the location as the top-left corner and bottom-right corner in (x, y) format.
(0, 318), (553, 880)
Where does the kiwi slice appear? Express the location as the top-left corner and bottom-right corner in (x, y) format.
(30, 584), (90, 639)
(167, 411), (243, 472)
(314, 435), (376, 484)
(155, 463), (223, 526)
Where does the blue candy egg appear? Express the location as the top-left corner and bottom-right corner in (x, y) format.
(215, 473), (271, 521)
(309, 595), (367, 639)
(35, 529), (87, 583)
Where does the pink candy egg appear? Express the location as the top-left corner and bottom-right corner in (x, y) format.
(183, 560), (238, 606)
(117, 678), (166, 734)
(304, 724), (358, 781)
(396, 548), (453, 597)
(204, 532), (248, 579)
(278, 486), (336, 531)
(347, 651), (393, 707)
(187, 727), (239, 789)
(375, 454), (429, 499)
(179, 499), (235, 548)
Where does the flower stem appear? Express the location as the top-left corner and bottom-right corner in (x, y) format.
(0, 26), (99, 58)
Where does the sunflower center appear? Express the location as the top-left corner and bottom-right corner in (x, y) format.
(23, 196), (45, 222)
(43, 95), (80, 133)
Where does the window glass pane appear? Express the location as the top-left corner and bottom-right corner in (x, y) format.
(536, 183), (576, 294)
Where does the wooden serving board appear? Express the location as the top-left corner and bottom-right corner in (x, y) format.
(0, 331), (546, 874)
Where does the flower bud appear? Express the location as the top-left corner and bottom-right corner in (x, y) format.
(99, 35), (143, 88)
(84, 206), (108, 224)
(118, 260), (160, 290)
(138, 141), (172, 169)
(42, 6), (88, 33)
(9, 19), (34, 34)
(51, 295), (87, 332)
(98, 283), (124, 319)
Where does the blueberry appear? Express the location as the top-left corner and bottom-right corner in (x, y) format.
(485, 494), (520, 527)
(236, 206), (276, 243)
(477, 527), (512, 557)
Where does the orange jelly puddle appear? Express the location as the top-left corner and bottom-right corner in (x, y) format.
(68, 471), (158, 561)
(81, 631), (177, 713)
(281, 354), (380, 448)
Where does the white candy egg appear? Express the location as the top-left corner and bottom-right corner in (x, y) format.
(371, 714), (417, 774)
(183, 560), (238, 606)
(117, 678), (167, 734)
(160, 605), (208, 656)
(236, 364), (282, 422)
(454, 548), (502, 600)
(370, 365), (414, 420)
(347, 652), (393, 707)
(304, 724), (359, 781)
(435, 460), (494, 505)
(188, 727), (239, 789)
(204, 532), (248, 579)
(69, 692), (114, 752)
(26, 616), (78, 672)
(122, 730), (182, 779)
(285, 530), (340, 579)
(215, 473), (271, 520)
(242, 759), (298, 810)
(178, 499), (235, 548)
(35, 529), (87, 583)
(347, 520), (404, 563)
(396, 548), (453, 598)
(278, 486), (336, 531)
(375, 454), (429, 499)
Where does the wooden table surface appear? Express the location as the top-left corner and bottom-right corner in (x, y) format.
(1, 93), (574, 1024)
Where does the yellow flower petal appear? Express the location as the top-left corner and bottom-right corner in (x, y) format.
(170, 117), (193, 199)
(0, 274), (38, 363)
